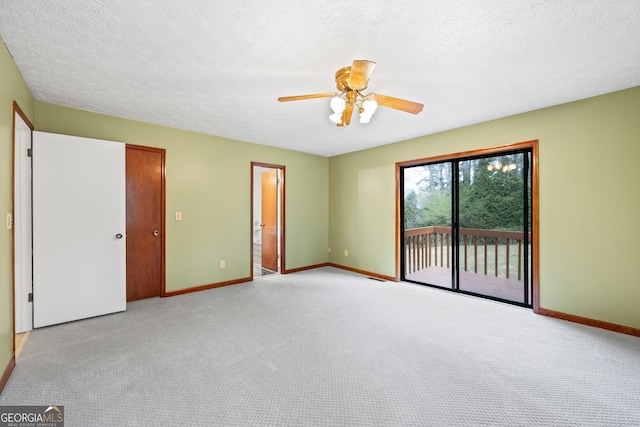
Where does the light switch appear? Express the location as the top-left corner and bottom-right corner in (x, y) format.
(175, 211), (182, 221)
(6, 213), (12, 230)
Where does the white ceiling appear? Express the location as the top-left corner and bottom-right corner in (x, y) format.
(1, 1), (639, 157)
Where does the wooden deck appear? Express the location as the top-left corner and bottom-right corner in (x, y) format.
(406, 266), (530, 304)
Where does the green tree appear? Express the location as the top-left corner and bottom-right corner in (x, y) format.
(404, 154), (527, 232)
(403, 190), (422, 229)
(460, 155), (524, 230)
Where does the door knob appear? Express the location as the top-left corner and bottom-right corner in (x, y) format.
(153, 230), (159, 236)
(115, 233), (123, 239)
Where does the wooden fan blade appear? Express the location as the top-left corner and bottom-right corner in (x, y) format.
(372, 94), (424, 114)
(338, 103), (355, 127)
(347, 60), (376, 90)
(277, 93), (336, 102)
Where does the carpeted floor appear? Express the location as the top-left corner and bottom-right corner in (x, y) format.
(2, 267), (639, 426)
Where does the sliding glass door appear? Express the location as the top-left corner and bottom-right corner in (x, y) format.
(401, 148), (533, 307)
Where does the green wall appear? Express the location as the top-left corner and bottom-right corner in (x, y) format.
(34, 102), (329, 292)
(329, 86), (640, 330)
(0, 40), (35, 373)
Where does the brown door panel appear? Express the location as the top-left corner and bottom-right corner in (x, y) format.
(126, 146), (165, 301)
(261, 170), (278, 272)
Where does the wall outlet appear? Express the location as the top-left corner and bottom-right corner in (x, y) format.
(327, 247), (332, 253)
(219, 260), (225, 268)
(344, 249), (348, 256)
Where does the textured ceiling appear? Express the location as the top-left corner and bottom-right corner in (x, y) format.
(1, 1), (639, 157)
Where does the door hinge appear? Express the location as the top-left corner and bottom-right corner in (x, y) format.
(28, 293), (33, 302)
(27, 148), (32, 157)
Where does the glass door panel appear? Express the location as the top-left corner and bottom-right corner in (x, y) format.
(403, 162), (453, 289)
(457, 153), (529, 303)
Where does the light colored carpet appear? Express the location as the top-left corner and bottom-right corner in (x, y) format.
(2, 267), (639, 426)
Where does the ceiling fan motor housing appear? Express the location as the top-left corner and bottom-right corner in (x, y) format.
(335, 66), (354, 92)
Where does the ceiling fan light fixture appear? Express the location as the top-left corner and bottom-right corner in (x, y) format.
(362, 98), (378, 114)
(358, 98), (378, 123)
(330, 95), (346, 113)
(359, 113), (372, 124)
(329, 112), (343, 124)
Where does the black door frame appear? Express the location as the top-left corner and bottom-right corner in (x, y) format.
(396, 140), (539, 309)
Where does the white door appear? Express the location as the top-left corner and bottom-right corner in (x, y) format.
(13, 110), (33, 333)
(32, 131), (126, 328)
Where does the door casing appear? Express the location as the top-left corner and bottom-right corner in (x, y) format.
(251, 163), (285, 277)
(12, 102), (34, 334)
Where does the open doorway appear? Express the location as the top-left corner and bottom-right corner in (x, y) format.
(251, 163), (284, 278)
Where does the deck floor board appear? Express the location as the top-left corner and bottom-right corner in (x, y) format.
(406, 266), (530, 304)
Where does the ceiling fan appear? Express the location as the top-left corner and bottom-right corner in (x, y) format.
(277, 60), (424, 127)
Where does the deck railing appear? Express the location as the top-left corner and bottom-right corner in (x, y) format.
(405, 226), (531, 281)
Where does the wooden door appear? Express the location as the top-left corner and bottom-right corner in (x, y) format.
(32, 132), (126, 328)
(261, 169), (278, 272)
(126, 145), (165, 301)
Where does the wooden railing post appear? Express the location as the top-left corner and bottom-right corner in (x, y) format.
(506, 239), (510, 279)
(495, 239), (499, 277)
(446, 233), (450, 268)
(473, 236), (478, 273)
(518, 240), (522, 281)
(463, 235), (468, 271)
(484, 238), (488, 275)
